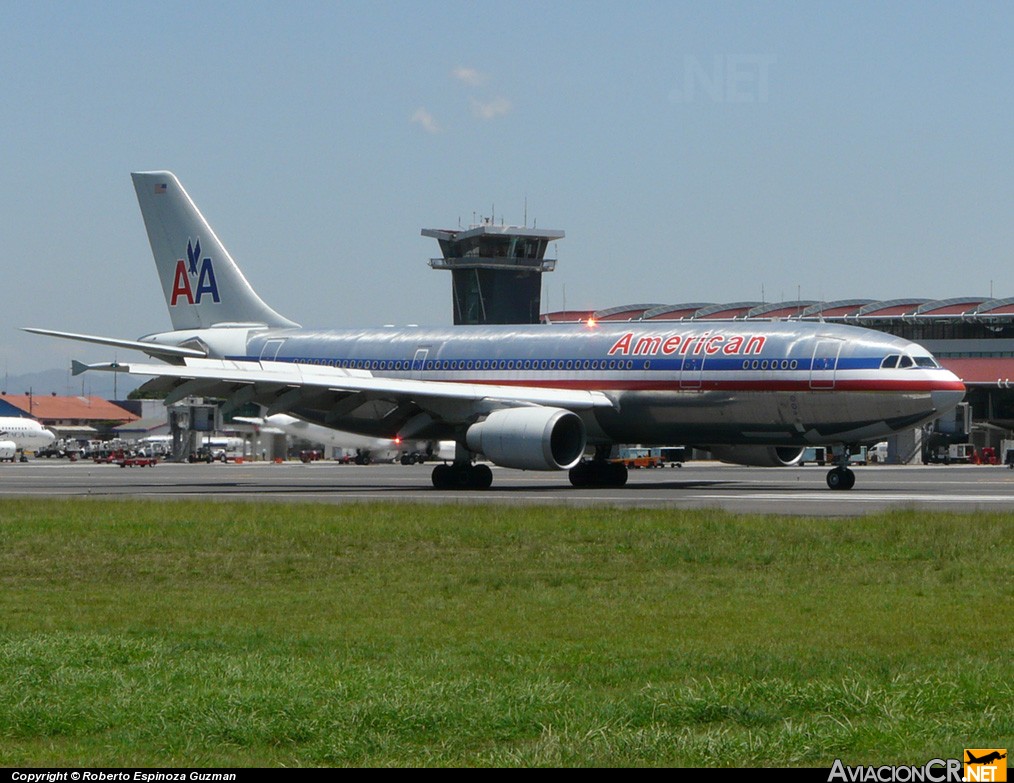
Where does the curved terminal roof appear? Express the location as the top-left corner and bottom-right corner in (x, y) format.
(799, 300), (874, 318)
(592, 304), (665, 321)
(913, 298), (989, 316)
(693, 301), (764, 320)
(746, 301), (818, 318)
(855, 299), (932, 318)
(642, 303), (716, 320)
(973, 297), (1014, 316)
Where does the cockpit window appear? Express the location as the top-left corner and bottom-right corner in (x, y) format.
(880, 354), (900, 369)
(898, 355), (914, 368)
(914, 356), (938, 368)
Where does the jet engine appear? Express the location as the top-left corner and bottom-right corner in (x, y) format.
(0, 441), (17, 462)
(708, 445), (805, 468)
(466, 407), (586, 471)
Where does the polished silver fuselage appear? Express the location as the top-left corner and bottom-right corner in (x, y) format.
(156, 320), (965, 448)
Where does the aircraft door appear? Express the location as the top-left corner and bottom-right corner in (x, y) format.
(809, 339), (842, 390)
(411, 348), (429, 379)
(681, 354), (703, 390)
(259, 339), (285, 362)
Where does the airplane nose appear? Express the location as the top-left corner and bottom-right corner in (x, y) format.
(931, 374), (966, 415)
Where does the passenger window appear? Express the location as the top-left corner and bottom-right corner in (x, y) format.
(880, 355), (899, 369)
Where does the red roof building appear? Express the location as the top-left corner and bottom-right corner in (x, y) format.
(0, 394), (138, 439)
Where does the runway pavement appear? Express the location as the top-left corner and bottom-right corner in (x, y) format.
(3, 459), (1013, 514)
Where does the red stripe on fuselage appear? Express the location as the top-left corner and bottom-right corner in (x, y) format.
(389, 377), (966, 393)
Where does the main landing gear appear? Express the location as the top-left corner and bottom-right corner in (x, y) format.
(568, 451), (629, 488)
(825, 446), (856, 490)
(431, 462), (493, 489)
(569, 460), (628, 488)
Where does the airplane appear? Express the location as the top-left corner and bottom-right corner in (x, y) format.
(966, 751), (1006, 765)
(233, 412), (455, 464)
(0, 417), (57, 461)
(26, 171), (966, 491)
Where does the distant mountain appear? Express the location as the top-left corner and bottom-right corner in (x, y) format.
(1, 368), (144, 402)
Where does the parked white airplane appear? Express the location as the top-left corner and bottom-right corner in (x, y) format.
(26, 171), (965, 490)
(0, 417), (56, 461)
(234, 413), (455, 464)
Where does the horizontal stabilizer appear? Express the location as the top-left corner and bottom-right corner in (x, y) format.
(72, 360), (123, 376)
(23, 327), (207, 359)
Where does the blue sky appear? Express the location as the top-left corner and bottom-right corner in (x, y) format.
(3, 1), (1012, 374)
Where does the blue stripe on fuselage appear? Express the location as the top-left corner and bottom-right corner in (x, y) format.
(226, 354), (888, 372)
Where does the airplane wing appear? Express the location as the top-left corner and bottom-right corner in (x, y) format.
(73, 358), (615, 434)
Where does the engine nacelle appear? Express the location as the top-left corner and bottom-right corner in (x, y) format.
(708, 445), (805, 468)
(0, 441), (16, 462)
(466, 407), (586, 471)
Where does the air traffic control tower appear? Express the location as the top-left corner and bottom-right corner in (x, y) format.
(422, 220), (564, 325)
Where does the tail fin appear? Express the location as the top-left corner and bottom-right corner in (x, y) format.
(131, 171), (299, 330)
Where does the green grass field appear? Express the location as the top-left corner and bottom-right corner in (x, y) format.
(0, 499), (1010, 767)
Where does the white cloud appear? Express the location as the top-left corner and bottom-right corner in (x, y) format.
(470, 96), (512, 120)
(452, 66), (487, 87)
(410, 107), (441, 134)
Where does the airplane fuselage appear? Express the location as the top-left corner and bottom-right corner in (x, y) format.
(141, 320), (964, 448)
(0, 417), (56, 454)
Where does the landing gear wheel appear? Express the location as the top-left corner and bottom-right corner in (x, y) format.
(432, 463), (452, 488)
(431, 463), (493, 490)
(569, 460), (628, 488)
(470, 463), (493, 489)
(826, 467), (855, 490)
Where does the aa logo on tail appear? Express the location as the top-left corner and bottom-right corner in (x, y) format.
(964, 749), (1007, 782)
(170, 239), (220, 306)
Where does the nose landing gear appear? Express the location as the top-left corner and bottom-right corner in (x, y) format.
(826, 446), (856, 490)
(826, 466), (855, 490)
